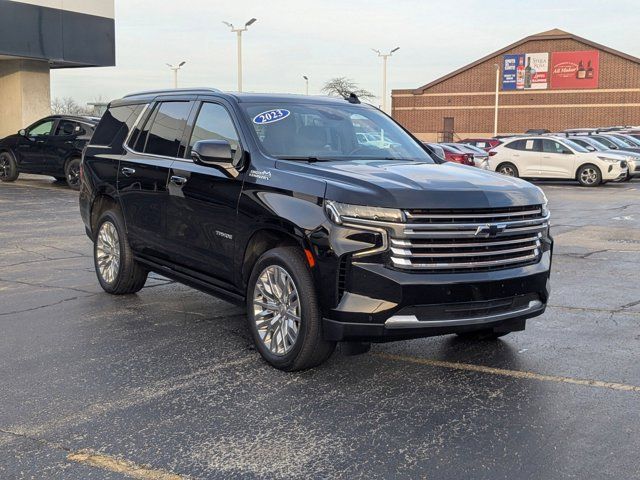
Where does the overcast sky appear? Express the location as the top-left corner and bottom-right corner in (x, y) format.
(51, 0), (640, 107)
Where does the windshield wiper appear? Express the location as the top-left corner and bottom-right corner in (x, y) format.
(275, 156), (333, 163)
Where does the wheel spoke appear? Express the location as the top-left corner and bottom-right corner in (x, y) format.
(252, 265), (301, 356)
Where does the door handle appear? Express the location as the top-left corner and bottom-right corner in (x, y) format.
(121, 167), (136, 177)
(170, 175), (188, 186)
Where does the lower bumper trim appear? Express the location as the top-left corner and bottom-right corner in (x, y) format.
(385, 300), (543, 329)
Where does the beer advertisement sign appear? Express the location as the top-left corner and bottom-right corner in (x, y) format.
(550, 50), (600, 89)
(502, 52), (548, 90)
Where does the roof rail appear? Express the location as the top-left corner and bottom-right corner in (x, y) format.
(123, 87), (223, 99)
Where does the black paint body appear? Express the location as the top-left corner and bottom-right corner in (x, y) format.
(0, 115), (97, 178)
(80, 90), (552, 342)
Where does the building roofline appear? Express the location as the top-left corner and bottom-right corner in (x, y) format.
(409, 29), (640, 95)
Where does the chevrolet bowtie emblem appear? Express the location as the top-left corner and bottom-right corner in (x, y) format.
(475, 223), (508, 237)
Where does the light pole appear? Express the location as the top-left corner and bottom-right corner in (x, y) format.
(166, 61), (186, 89)
(493, 63), (500, 137)
(372, 47), (399, 113)
(303, 75), (309, 95)
(223, 18), (257, 92)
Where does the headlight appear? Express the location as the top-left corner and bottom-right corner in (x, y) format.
(597, 156), (621, 164)
(325, 200), (403, 224)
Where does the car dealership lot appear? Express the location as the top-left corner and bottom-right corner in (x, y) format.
(1, 176), (639, 479)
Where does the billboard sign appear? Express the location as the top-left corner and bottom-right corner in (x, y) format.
(550, 50), (600, 89)
(502, 54), (523, 90)
(525, 53), (549, 89)
(502, 53), (548, 90)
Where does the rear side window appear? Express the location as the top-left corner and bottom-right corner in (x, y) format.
(504, 139), (537, 151)
(141, 101), (192, 158)
(91, 104), (145, 147)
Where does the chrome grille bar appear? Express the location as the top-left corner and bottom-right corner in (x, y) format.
(389, 205), (548, 272)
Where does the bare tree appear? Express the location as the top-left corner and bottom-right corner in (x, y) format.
(321, 77), (376, 101)
(51, 97), (92, 116)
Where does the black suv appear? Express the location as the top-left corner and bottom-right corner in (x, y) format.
(0, 115), (99, 190)
(80, 89), (552, 371)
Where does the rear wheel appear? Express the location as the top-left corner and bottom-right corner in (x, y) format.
(497, 162), (519, 178)
(94, 209), (148, 294)
(65, 157), (81, 190)
(0, 151), (19, 182)
(577, 164), (602, 187)
(246, 246), (336, 371)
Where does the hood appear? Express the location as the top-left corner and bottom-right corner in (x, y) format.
(276, 159), (545, 209)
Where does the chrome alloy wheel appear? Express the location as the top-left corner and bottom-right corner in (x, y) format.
(499, 165), (516, 176)
(252, 265), (301, 356)
(580, 167), (598, 185)
(96, 221), (121, 284)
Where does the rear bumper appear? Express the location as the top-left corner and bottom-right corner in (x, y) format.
(322, 249), (552, 342)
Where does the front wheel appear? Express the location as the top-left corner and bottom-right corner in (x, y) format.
(94, 209), (148, 294)
(65, 157), (81, 190)
(577, 164), (602, 187)
(0, 151), (19, 182)
(247, 246), (336, 371)
(497, 162), (519, 178)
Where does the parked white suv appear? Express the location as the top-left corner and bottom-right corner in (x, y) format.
(490, 136), (628, 186)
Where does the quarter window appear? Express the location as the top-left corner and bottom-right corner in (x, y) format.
(189, 103), (241, 161)
(141, 102), (192, 158)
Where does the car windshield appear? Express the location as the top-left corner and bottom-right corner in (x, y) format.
(577, 138), (607, 151)
(561, 138), (590, 153)
(240, 102), (434, 162)
(597, 135), (629, 148)
(618, 135), (640, 147)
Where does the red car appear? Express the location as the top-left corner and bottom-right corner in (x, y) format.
(458, 138), (502, 152)
(440, 144), (475, 166)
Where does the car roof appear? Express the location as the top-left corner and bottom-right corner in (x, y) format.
(47, 115), (100, 125)
(119, 88), (369, 107)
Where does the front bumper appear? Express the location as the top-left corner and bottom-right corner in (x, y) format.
(323, 250), (551, 342)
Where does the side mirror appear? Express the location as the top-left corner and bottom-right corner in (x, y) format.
(18, 129), (26, 137)
(562, 150), (573, 155)
(585, 146), (596, 152)
(191, 140), (233, 166)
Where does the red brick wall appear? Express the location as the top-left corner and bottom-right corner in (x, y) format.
(392, 37), (640, 139)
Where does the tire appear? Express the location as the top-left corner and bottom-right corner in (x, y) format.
(456, 329), (510, 341)
(497, 162), (519, 178)
(577, 164), (602, 187)
(0, 151), (19, 182)
(65, 157), (82, 190)
(94, 209), (148, 295)
(246, 246), (336, 371)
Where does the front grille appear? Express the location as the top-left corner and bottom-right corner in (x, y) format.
(390, 205), (548, 273)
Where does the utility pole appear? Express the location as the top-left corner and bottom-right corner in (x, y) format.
(372, 47), (399, 113)
(223, 18), (257, 92)
(303, 75), (309, 95)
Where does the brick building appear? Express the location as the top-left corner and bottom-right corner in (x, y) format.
(391, 29), (640, 141)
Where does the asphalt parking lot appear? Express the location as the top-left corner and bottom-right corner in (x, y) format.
(1, 175), (639, 479)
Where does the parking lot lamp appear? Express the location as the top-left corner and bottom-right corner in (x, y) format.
(303, 75), (309, 95)
(166, 61), (186, 89)
(372, 47), (399, 113)
(223, 18), (257, 92)
(493, 63), (500, 136)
